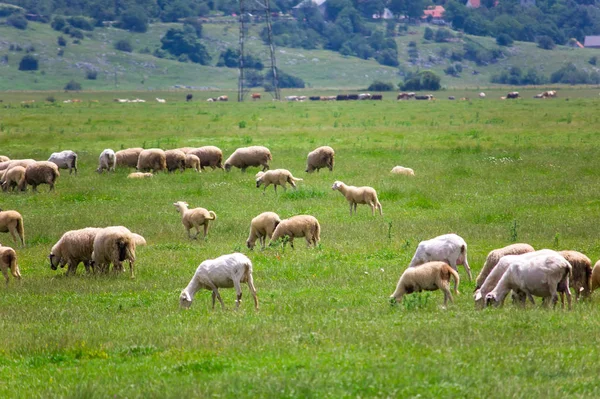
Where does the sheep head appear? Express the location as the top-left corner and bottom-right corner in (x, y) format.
(48, 253), (60, 270)
(179, 291), (193, 309)
(331, 181), (343, 191)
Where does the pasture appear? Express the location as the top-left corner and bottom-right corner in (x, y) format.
(2, 93), (600, 398)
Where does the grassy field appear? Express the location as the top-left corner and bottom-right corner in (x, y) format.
(2, 92), (600, 397)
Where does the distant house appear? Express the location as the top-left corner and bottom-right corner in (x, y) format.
(567, 38), (584, 48)
(584, 36), (600, 48)
(466, 0), (481, 8)
(373, 8), (394, 20)
(422, 6), (445, 21)
(292, 0), (327, 17)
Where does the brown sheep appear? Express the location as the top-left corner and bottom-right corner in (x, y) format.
(165, 149), (186, 172)
(116, 148), (144, 169)
(270, 215), (320, 249)
(22, 161), (60, 192)
(0, 210), (25, 246)
(136, 149), (167, 173)
(188, 146), (224, 170)
(560, 250), (592, 300)
(390, 261), (460, 307)
(0, 246), (21, 284)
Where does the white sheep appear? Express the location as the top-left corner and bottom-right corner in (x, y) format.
(1, 159), (36, 177)
(408, 233), (471, 281)
(331, 181), (382, 216)
(188, 146), (224, 170)
(0, 156), (9, 163)
(246, 212), (281, 250)
(0, 246), (21, 284)
(185, 154), (201, 172)
(255, 169), (303, 193)
(116, 148), (143, 169)
(49, 228), (102, 275)
(127, 172), (153, 179)
(390, 166), (415, 176)
(165, 149), (186, 172)
(559, 250), (592, 301)
(173, 201), (217, 239)
(97, 149), (116, 173)
(475, 243), (535, 289)
(390, 261), (460, 307)
(269, 215), (320, 249)
(179, 252), (258, 310)
(306, 146), (335, 173)
(1, 165), (25, 192)
(48, 150), (78, 175)
(0, 210), (25, 246)
(91, 226), (137, 278)
(224, 146), (272, 172)
(22, 161), (60, 192)
(137, 149), (167, 173)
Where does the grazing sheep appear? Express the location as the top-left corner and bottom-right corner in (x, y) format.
(1, 159), (36, 174)
(390, 166), (415, 176)
(0, 156), (9, 163)
(91, 226), (137, 278)
(0, 210), (25, 246)
(0, 246), (21, 284)
(592, 260), (600, 292)
(22, 161), (60, 192)
(246, 212), (281, 250)
(559, 250), (592, 300)
(306, 146), (335, 173)
(185, 154), (201, 172)
(224, 146), (272, 172)
(165, 149), (186, 172)
(1, 166), (25, 192)
(48, 150), (78, 175)
(132, 233), (147, 246)
(97, 149), (116, 173)
(179, 252), (258, 310)
(177, 147), (195, 154)
(188, 146), (224, 170)
(331, 181), (382, 216)
(173, 201), (217, 239)
(127, 172), (153, 179)
(390, 261), (460, 307)
(408, 233), (471, 281)
(137, 149), (167, 173)
(255, 169), (303, 193)
(475, 243), (535, 289)
(116, 148), (143, 169)
(270, 215), (320, 249)
(49, 228), (102, 275)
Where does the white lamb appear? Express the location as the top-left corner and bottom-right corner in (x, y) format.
(48, 150), (78, 175)
(408, 233), (472, 281)
(331, 181), (382, 216)
(390, 261), (460, 307)
(179, 252), (258, 310)
(173, 201), (217, 239)
(49, 227), (102, 275)
(255, 169), (303, 193)
(475, 243), (535, 289)
(390, 166), (415, 176)
(246, 211), (281, 250)
(97, 149), (116, 173)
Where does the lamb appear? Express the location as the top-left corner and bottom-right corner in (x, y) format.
(48, 150), (78, 175)
(173, 201), (217, 239)
(390, 261), (460, 307)
(136, 149), (167, 173)
(49, 228), (102, 275)
(408, 233), (471, 281)
(305, 146), (335, 173)
(255, 169), (303, 193)
(179, 252), (258, 310)
(116, 148), (143, 169)
(485, 252), (572, 309)
(127, 172), (153, 179)
(91, 226), (137, 278)
(97, 149), (116, 173)
(331, 181), (382, 216)
(475, 243), (535, 289)
(0, 210), (25, 246)
(269, 215), (320, 249)
(188, 146), (224, 170)
(22, 161), (60, 192)
(390, 166), (415, 176)
(185, 154), (201, 172)
(165, 149), (186, 172)
(0, 246), (21, 284)
(224, 146), (272, 172)
(592, 260), (600, 292)
(1, 166), (25, 192)
(246, 212), (281, 250)
(559, 250), (592, 301)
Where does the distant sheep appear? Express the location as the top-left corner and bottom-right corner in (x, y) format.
(91, 226), (137, 278)
(390, 261), (459, 307)
(246, 211), (281, 250)
(179, 252), (258, 310)
(475, 243), (535, 289)
(188, 146), (224, 170)
(331, 181), (382, 216)
(1, 166), (25, 192)
(127, 172), (153, 179)
(173, 201), (217, 239)
(0, 210), (25, 246)
(97, 149), (116, 173)
(165, 149), (186, 172)
(0, 246), (21, 284)
(137, 149), (167, 173)
(270, 215), (320, 249)
(255, 169), (303, 193)
(408, 234), (471, 281)
(306, 146), (335, 173)
(48, 150), (78, 175)
(185, 154), (200, 172)
(116, 148), (143, 169)
(224, 146), (271, 172)
(390, 166), (415, 176)
(559, 250), (592, 301)
(23, 161), (60, 192)
(49, 227), (102, 275)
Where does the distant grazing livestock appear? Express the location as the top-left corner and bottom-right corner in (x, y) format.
(297, 96), (308, 102)
(165, 150), (186, 172)
(448, 96), (456, 100)
(506, 92), (520, 99)
(270, 215), (321, 249)
(251, 93), (261, 100)
(408, 234), (471, 281)
(559, 250), (592, 300)
(173, 201), (217, 239)
(136, 149), (167, 173)
(321, 96), (336, 101)
(309, 96), (321, 101)
(206, 98), (215, 102)
(48, 150), (78, 175)
(397, 92), (415, 100)
(371, 94), (383, 100)
(347, 94), (359, 100)
(543, 90), (557, 98)
(479, 92), (486, 98)
(156, 98), (166, 103)
(217, 96), (228, 102)
(49, 227), (102, 275)
(23, 161), (60, 192)
(285, 96), (298, 101)
(358, 93), (371, 100)
(186, 94), (193, 102)
(116, 148), (143, 169)
(336, 94), (348, 101)
(390, 166), (414, 176)
(97, 149), (116, 173)
(415, 94), (435, 100)
(246, 211), (281, 250)
(188, 146), (224, 170)
(475, 243), (535, 289)
(92, 226), (137, 278)
(255, 169), (303, 193)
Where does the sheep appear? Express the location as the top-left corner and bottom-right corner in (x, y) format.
(49, 228), (102, 275)
(0, 210), (25, 246)
(1, 166), (25, 192)
(255, 169), (303, 193)
(127, 172), (153, 179)
(97, 149), (116, 173)
(0, 246), (21, 285)
(475, 243), (535, 289)
(246, 212), (281, 250)
(22, 161), (60, 192)
(390, 166), (415, 176)
(173, 201), (217, 239)
(224, 146), (271, 172)
(592, 260), (600, 293)
(116, 148), (143, 169)
(132, 233), (147, 246)
(1, 159), (36, 174)
(91, 226), (137, 278)
(165, 149), (186, 172)
(306, 146), (335, 173)
(485, 252), (572, 309)
(185, 154), (201, 172)
(136, 149), (167, 173)
(269, 215), (320, 249)
(0, 156), (9, 163)
(179, 252), (258, 310)
(408, 233), (471, 281)
(331, 181), (382, 216)
(48, 150), (78, 175)
(559, 250), (592, 301)
(177, 147), (195, 154)
(188, 146), (224, 170)
(390, 261), (460, 307)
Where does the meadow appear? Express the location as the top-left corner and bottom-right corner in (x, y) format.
(2, 92), (600, 398)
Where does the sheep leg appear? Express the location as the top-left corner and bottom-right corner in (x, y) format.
(354, 203), (358, 214)
(370, 202), (375, 216)
(9, 226), (19, 246)
(215, 290), (225, 309)
(211, 290), (217, 309)
(348, 202), (353, 216)
(289, 237), (294, 249)
(66, 261), (77, 276)
(565, 287), (572, 310)
(233, 279), (243, 309)
(247, 275), (259, 310)
(129, 260), (135, 279)
(203, 223), (209, 239)
(440, 283), (453, 306)
(1, 267), (9, 285)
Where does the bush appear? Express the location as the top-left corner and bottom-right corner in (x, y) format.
(367, 80), (395, 91)
(18, 54), (38, 71)
(51, 16), (66, 31)
(115, 39), (133, 52)
(265, 69), (305, 88)
(119, 7), (148, 33)
(537, 35), (555, 50)
(496, 33), (513, 46)
(57, 36), (67, 46)
(86, 70), (97, 80)
(399, 71), (441, 91)
(444, 65), (457, 76)
(424, 27), (433, 40)
(69, 29), (84, 39)
(7, 14), (27, 30)
(160, 26), (211, 65)
(64, 80), (82, 91)
(46, 95), (56, 103)
(589, 56), (597, 66)
(67, 16), (94, 31)
(434, 29), (454, 43)
(375, 48), (399, 67)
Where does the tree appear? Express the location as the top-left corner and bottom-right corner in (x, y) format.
(115, 39), (133, 52)
(424, 27), (433, 41)
(367, 80), (394, 91)
(400, 71), (441, 91)
(119, 7), (148, 33)
(160, 26), (212, 65)
(375, 49), (399, 67)
(64, 80), (82, 91)
(51, 16), (66, 31)
(18, 54), (38, 71)
(7, 14), (27, 30)
(496, 33), (513, 46)
(537, 35), (555, 50)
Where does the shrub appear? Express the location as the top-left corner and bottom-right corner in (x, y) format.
(537, 35), (555, 50)
(375, 48), (399, 67)
(69, 29), (84, 39)
(434, 29), (454, 43)
(400, 71), (441, 91)
(64, 80), (82, 91)
(86, 70), (97, 80)
(444, 65), (457, 76)
(18, 54), (38, 71)
(160, 26), (211, 65)
(115, 39), (133, 52)
(67, 16), (94, 31)
(51, 16), (66, 31)
(46, 95), (56, 103)
(496, 33), (513, 46)
(57, 36), (67, 46)
(367, 80), (395, 91)
(7, 14), (27, 30)
(589, 56), (597, 66)
(423, 27), (433, 40)
(119, 7), (148, 33)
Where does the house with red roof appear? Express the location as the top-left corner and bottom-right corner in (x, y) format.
(422, 6), (445, 21)
(466, 0), (481, 8)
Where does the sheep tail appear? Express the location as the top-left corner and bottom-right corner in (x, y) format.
(208, 211), (217, 220)
(291, 176), (303, 182)
(445, 265), (460, 294)
(9, 252), (20, 279)
(72, 154), (78, 170)
(313, 222), (321, 243)
(16, 218), (25, 246)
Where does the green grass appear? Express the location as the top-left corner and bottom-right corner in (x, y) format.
(2, 95), (600, 397)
